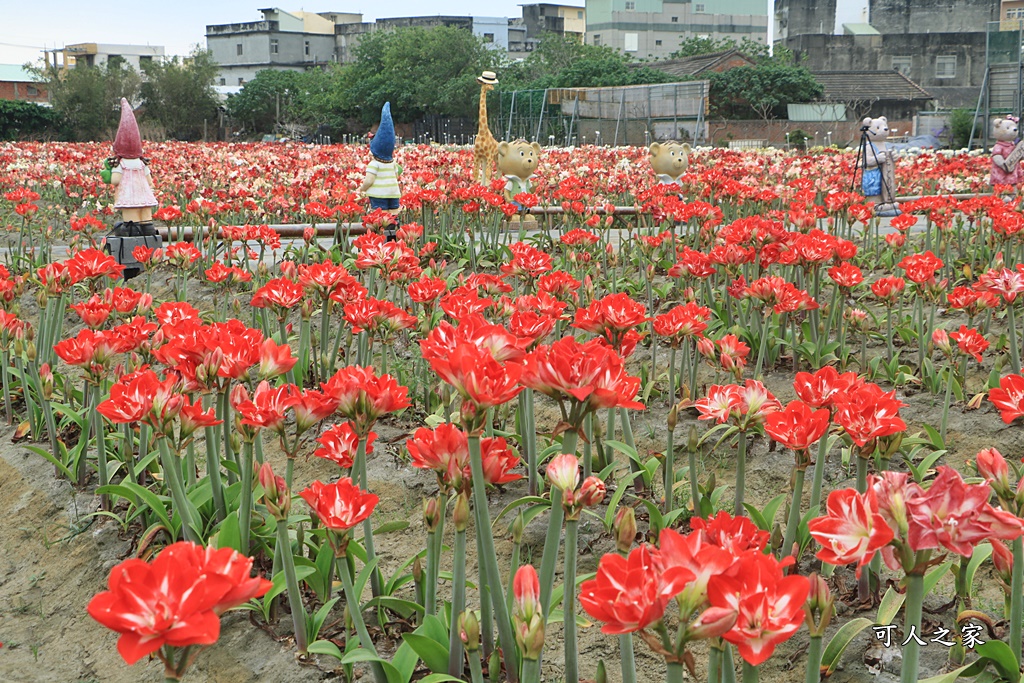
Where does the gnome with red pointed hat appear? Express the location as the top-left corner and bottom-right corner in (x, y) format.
(101, 98), (157, 223)
(100, 98), (161, 280)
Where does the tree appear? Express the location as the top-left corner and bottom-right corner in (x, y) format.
(504, 35), (677, 90)
(708, 64), (823, 122)
(140, 48), (220, 140)
(0, 100), (63, 140)
(28, 60), (142, 141)
(342, 26), (502, 124)
(671, 36), (795, 66)
(226, 69), (305, 133)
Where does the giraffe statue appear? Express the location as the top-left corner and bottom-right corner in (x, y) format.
(473, 71), (499, 184)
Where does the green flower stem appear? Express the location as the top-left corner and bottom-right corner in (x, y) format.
(734, 432), (748, 516)
(668, 346), (676, 407)
(239, 440), (254, 554)
(856, 454), (871, 601)
(708, 642), (722, 683)
(619, 634), (637, 683)
(604, 407), (616, 475)
(620, 407), (644, 495)
(668, 662), (685, 683)
(203, 394), (226, 523)
(424, 528), (438, 616)
(1011, 536), (1023, 666)
(1, 350), (12, 425)
(809, 432), (830, 513)
(476, 523), (494, 657)
(741, 660), (759, 683)
(88, 383), (109, 510)
(722, 638), (737, 683)
(468, 434), (521, 683)
(1009, 304), (1022, 375)
(664, 419), (675, 514)
(469, 648), (487, 683)
(540, 430), (577, 616)
(276, 518), (308, 656)
(506, 536), (522, 613)
(338, 547), (388, 683)
(521, 658), (541, 683)
(805, 635), (822, 683)
(448, 526), (467, 677)
(158, 437), (201, 544)
(521, 390), (538, 496)
(218, 389), (237, 485)
(781, 465), (806, 561)
(900, 572), (924, 683)
(940, 363), (955, 444)
(564, 518), (580, 683)
(689, 435), (701, 517)
(583, 412), (593, 480)
(353, 437), (382, 597)
(754, 310), (772, 379)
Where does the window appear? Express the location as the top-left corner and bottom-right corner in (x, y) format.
(26, 85), (38, 96)
(484, 33), (494, 43)
(593, 34), (601, 45)
(577, 10), (583, 18)
(655, 39), (662, 46)
(270, 39), (279, 54)
(695, 3), (705, 11)
(1009, 8), (1024, 18)
(236, 43), (243, 56)
(139, 55), (153, 66)
(539, 6), (545, 14)
(625, 1), (635, 9)
(624, 32), (639, 51)
(107, 54), (124, 68)
(671, 16), (678, 22)
(936, 55), (956, 79)
(304, 40), (310, 56)
(891, 55), (911, 77)
(238, 77), (245, 85)
(219, 78), (226, 85)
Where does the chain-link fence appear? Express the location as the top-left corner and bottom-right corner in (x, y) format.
(493, 81), (709, 146)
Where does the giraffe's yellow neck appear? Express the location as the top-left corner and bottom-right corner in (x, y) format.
(479, 87), (489, 130)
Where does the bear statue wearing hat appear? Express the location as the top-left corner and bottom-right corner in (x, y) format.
(100, 98), (161, 279)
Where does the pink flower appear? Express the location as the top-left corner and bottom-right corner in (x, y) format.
(807, 489), (894, 574)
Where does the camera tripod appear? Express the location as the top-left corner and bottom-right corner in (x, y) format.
(851, 127), (901, 217)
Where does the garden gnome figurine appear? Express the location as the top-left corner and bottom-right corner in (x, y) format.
(859, 116), (901, 217)
(360, 102), (402, 225)
(100, 98), (160, 279)
(990, 116), (1024, 187)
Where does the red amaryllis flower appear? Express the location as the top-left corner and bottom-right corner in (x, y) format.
(658, 528), (738, 611)
(97, 370), (183, 432)
(520, 336), (644, 419)
(300, 478), (379, 531)
(501, 242), (553, 279)
(406, 423), (521, 490)
(426, 342), (522, 420)
(232, 381), (298, 434)
(87, 541), (269, 665)
(258, 338), (298, 379)
(692, 511), (770, 556)
(907, 466), (1023, 556)
(314, 422), (375, 469)
(827, 263), (863, 289)
(291, 389), (339, 433)
(975, 447), (1012, 492)
(808, 488), (894, 572)
(479, 436), (524, 487)
(54, 328), (127, 369)
(178, 396), (221, 438)
(764, 400), (830, 453)
(251, 277), (304, 314)
(707, 551), (810, 666)
(947, 286), (982, 312)
(870, 276), (905, 305)
(897, 251), (943, 284)
(66, 248), (125, 283)
(572, 292), (648, 351)
(322, 365), (410, 436)
(832, 383), (906, 447)
(579, 544), (695, 635)
(978, 267), (1024, 304)
(793, 366), (860, 409)
(988, 374), (1024, 424)
(695, 381), (780, 431)
(407, 276), (448, 304)
(652, 303), (709, 347)
(546, 452), (581, 491)
(71, 295), (113, 329)
(508, 310), (556, 348)
(949, 325), (988, 362)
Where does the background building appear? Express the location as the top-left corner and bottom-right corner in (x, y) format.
(56, 43), (165, 72)
(0, 65), (48, 103)
(585, 0), (768, 61)
(774, 0), (998, 108)
(206, 8), (341, 85)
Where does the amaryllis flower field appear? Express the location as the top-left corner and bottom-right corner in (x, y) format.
(1, 140), (1023, 683)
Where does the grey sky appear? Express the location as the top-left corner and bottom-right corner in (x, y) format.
(0, 0), (583, 66)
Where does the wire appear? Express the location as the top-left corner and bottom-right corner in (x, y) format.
(0, 41), (49, 50)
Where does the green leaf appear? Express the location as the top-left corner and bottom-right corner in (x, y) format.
(417, 614), (450, 645)
(876, 587), (905, 626)
(973, 640), (1022, 682)
(214, 513), (241, 553)
(917, 663), (977, 683)
(374, 520), (411, 534)
(923, 559), (954, 597)
(308, 597), (340, 642)
(603, 439), (642, 466)
(965, 543), (994, 594)
(365, 596), (425, 618)
(307, 639), (344, 660)
(603, 470), (643, 531)
(339, 648), (404, 683)
(24, 444), (73, 479)
(821, 617), (873, 676)
(638, 498), (665, 536)
(98, 482), (173, 533)
(402, 633), (449, 674)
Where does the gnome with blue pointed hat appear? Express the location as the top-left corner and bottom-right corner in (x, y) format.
(359, 102), (402, 218)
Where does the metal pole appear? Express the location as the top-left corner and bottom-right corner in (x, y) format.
(697, 81), (706, 145)
(536, 89), (547, 143)
(614, 92), (625, 145)
(1018, 20), (1023, 119)
(647, 86), (653, 142)
(567, 91), (579, 145)
(673, 84), (678, 140)
(506, 90), (516, 141)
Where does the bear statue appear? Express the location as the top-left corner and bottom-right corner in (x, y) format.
(859, 116), (900, 217)
(649, 140), (691, 186)
(497, 139), (542, 224)
(991, 116), (1024, 187)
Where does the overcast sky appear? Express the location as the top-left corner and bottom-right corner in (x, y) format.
(2, 0), (869, 67)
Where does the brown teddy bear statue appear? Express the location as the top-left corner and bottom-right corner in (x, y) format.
(498, 139), (541, 226)
(649, 141), (690, 187)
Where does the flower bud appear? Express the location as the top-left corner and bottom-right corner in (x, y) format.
(688, 606), (738, 640)
(453, 492), (470, 532)
(39, 363), (53, 400)
(976, 448), (1012, 498)
(488, 649), (501, 681)
(595, 660), (607, 683)
(511, 510), (525, 544)
(579, 476), (606, 508)
(423, 496), (441, 532)
(412, 556), (424, 584)
(696, 335), (715, 359)
(667, 403), (678, 432)
(932, 328), (952, 356)
(460, 610), (480, 652)
(991, 539), (1013, 586)
(259, 462), (291, 520)
(613, 506), (637, 554)
(25, 341), (36, 362)
(805, 573), (834, 634)
(546, 453), (580, 492)
(280, 260), (297, 281)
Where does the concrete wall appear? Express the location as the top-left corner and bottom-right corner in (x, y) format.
(869, 0), (999, 35)
(708, 117), (916, 146)
(775, 0), (837, 41)
(207, 26), (335, 85)
(473, 17), (510, 49)
(587, 0), (768, 60)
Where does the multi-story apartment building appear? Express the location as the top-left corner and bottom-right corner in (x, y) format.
(585, 0), (768, 60)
